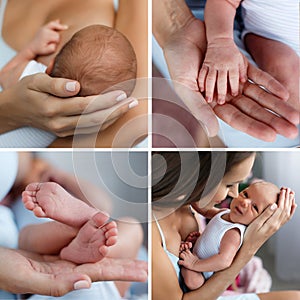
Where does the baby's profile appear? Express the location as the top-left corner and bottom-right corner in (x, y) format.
(179, 181), (287, 291)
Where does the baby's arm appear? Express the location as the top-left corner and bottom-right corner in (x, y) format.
(200, 0), (246, 104)
(179, 228), (241, 272)
(0, 20), (67, 89)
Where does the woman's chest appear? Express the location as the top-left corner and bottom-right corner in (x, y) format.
(2, 0), (114, 51)
(163, 212), (199, 256)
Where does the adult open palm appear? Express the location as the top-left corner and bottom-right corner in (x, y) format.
(163, 19), (219, 137)
(162, 19), (299, 141)
(212, 63), (299, 142)
(0, 247), (147, 297)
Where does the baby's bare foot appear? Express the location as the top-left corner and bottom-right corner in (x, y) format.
(22, 182), (108, 227)
(60, 212), (118, 263)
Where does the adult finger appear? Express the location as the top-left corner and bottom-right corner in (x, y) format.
(244, 82), (300, 126)
(248, 64), (289, 101)
(173, 81), (219, 136)
(205, 68), (217, 103)
(230, 95), (298, 139)
(217, 69), (227, 104)
(245, 203), (278, 241)
(276, 188), (293, 225)
(46, 99), (137, 137)
(76, 258), (148, 282)
(213, 100), (277, 142)
(59, 91), (132, 116)
(26, 73), (80, 97)
(30, 272), (91, 297)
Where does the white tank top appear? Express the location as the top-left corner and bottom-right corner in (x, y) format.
(242, 0), (299, 55)
(193, 209), (246, 280)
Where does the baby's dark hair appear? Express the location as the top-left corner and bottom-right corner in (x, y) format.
(51, 25), (137, 96)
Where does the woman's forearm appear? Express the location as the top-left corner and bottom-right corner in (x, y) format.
(153, 0), (195, 48)
(205, 0), (241, 43)
(184, 247), (254, 300)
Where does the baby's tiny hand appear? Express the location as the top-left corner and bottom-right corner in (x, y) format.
(185, 231), (200, 244)
(198, 38), (247, 105)
(179, 241), (192, 252)
(178, 249), (198, 270)
(27, 20), (69, 57)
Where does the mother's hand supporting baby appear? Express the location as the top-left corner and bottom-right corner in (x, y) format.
(0, 73), (137, 137)
(243, 187), (296, 254)
(154, 1), (299, 142)
(0, 247), (147, 297)
(213, 63), (299, 142)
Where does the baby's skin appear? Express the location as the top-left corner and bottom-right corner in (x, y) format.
(22, 182), (117, 263)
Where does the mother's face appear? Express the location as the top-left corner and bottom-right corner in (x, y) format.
(195, 155), (256, 210)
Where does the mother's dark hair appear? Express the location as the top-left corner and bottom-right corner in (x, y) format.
(152, 152), (254, 207)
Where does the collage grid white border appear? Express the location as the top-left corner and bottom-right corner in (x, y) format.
(0, 0), (299, 298)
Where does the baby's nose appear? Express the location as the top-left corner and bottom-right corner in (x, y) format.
(241, 198), (251, 207)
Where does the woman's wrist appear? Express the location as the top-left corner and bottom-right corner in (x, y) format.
(0, 88), (22, 133)
(153, 0), (195, 48)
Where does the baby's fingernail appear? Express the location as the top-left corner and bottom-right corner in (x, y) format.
(270, 203), (278, 210)
(74, 280), (90, 290)
(65, 81), (77, 92)
(129, 99), (139, 109)
(116, 92), (127, 101)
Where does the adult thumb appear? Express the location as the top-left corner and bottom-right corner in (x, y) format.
(26, 73), (80, 98)
(30, 272), (91, 297)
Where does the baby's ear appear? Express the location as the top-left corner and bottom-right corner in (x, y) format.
(46, 59), (55, 75)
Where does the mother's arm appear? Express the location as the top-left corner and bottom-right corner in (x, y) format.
(153, 189), (296, 300)
(50, 0), (148, 148)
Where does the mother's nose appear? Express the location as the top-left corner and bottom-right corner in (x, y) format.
(228, 185), (239, 198)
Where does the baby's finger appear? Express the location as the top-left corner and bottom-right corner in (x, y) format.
(205, 68), (217, 103)
(198, 66), (208, 93)
(47, 20), (69, 31)
(228, 68), (239, 97)
(48, 31), (61, 44)
(217, 70), (227, 104)
(45, 43), (57, 53)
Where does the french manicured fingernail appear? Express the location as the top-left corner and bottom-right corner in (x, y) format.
(270, 203), (277, 210)
(66, 81), (77, 92)
(74, 280), (90, 290)
(129, 99), (139, 109)
(116, 93), (127, 101)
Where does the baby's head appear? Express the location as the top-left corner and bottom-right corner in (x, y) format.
(229, 181), (280, 225)
(50, 25), (137, 96)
